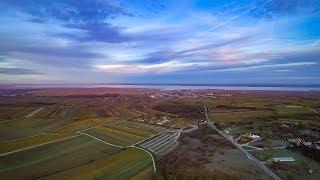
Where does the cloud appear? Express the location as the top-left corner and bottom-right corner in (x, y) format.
(3, 0), (131, 22)
(138, 34), (257, 64)
(65, 23), (129, 43)
(252, 0), (320, 17)
(274, 69), (292, 72)
(0, 0), (319, 84)
(2, 0), (133, 43)
(0, 36), (106, 67)
(214, 0), (320, 20)
(93, 60), (201, 73)
(0, 67), (43, 75)
(204, 62), (318, 72)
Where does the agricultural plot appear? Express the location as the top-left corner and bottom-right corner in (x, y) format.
(209, 109), (274, 122)
(32, 107), (72, 119)
(0, 106), (96, 140)
(119, 121), (171, 134)
(273, 118), (320, 126)
(276, 105), (319, 117)
(91, 148), (153, 180)
(0, 133), (62, 154)
(0, 115), (72, 141)
(0, 135), (124, 179)
(55, 117), (123, 134)
(138, 131), (180, 155)
(28, 147), (154, 180)
(0, 117), (60, 141)
(0, 106), (38, 120)
(84, 126), (145, 147)
(171, 117), (194, 128)
(252, 148), (320, 180)
(25, 107), (45, 118)
(82, 121), (171, 147)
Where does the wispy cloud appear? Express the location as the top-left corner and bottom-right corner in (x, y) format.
(0, 67), (43, 75)
(0, 0), (319, 84)
(93, 60), (201, 73)
(205, 62), (318, 72)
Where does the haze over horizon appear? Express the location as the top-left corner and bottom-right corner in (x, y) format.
(0, 0), (320, 85)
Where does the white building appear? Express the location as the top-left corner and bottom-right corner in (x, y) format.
(272, 157), (295, 163)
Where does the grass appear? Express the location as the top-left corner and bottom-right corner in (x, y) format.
(131, 166), (154, 180)
(0, 122), (38, 141)
(94, 148), (152, 180)
(272, 118), (320, 126)
(55, 117), (121, 134)
(85, 126), (145, 146)
(0, 107), (36, 119)
(275, 105), (317, 117)
(0, 133), (62, 154)
(120, 121), (169, 133)
(0, 135), (95, 172)
(252, 148), (320, 179)
(38, 147), (152, 180)
(171, 117), (194, 128)
(0, 135), (123, 179)
(146, 108), (178, 117)
(83, 121), (170, 147)
(209, 109), (274, 122)
(105, 123), (154, 138)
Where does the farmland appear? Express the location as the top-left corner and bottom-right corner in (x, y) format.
(156, 124), (269, 179)
(0, 87), (319, 179)
(252, 148), (320, 179)
(138, 131), (180, 155)
(0, 135), (152, 179)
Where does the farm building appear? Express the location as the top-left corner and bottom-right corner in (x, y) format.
(272, 157), (295, 163)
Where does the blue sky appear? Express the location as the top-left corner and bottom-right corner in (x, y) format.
(0, 0), (319, 84)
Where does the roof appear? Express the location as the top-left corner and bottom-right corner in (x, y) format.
(272, 157), (295, 162)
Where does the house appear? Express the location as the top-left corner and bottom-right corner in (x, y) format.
(272, 157), (295, 163)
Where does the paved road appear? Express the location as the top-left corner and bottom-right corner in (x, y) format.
(306, 106), (319, 114)
(204, 107), (281, 180)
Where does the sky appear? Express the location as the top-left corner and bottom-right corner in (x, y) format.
(0, 0), (319, 85)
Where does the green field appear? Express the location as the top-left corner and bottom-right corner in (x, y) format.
(38, 148), (152, 180)
(0, 134), (152, 179)
(0, 116), (122, 142)
(275, 105), (318, 117)
(113, 121), (169, 134)
(0, 89), (318, 179)
(95, 148), (153, 180)
(252, 148), (320, 180)
(85, 126), (145, 146)
(83, 121), (167, 147)
(209, 109), (274, 122)
(0, 133), (62, 154)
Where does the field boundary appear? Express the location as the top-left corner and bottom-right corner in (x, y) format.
(0, 134), (81, 157)
(77, 132), (125, 148)
(128, 145), (157, 173)
(1, 132), (47, 143)
(75, 120), (127, 133)
(26, 107), (44, 118)
(77, 131), (157, 173)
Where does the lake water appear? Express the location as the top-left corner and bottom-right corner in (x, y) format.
(10, 84), (320, 91)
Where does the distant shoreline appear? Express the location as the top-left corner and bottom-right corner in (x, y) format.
(1, 83), (320, 92)
(1, 83), (320, 87)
